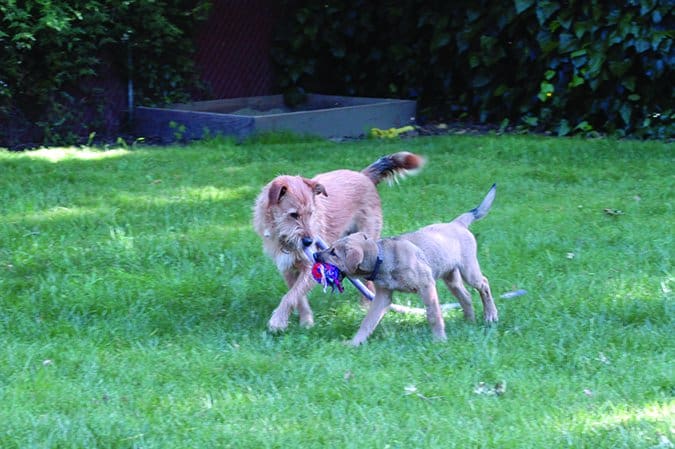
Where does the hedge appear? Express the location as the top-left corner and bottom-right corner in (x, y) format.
(0, 0), (210, 147)
(272, 0), (673, 138)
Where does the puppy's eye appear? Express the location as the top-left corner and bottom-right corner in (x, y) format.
(330, 249), (336, 256)
(289, 212), (299, 219)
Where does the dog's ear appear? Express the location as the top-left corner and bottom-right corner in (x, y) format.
(268, 180), (288, 204)
(303, 178), (328, 197)
(314, 182), (328, 197)
(345, 246), (364, 273)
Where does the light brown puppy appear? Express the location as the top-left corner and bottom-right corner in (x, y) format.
(253, 152), (425, 332)
(315, 184), (498, 345)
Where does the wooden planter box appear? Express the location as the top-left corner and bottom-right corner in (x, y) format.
(134, 94), (416, 142)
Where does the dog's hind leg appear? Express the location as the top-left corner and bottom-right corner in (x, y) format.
(351, 289), (392, 346)
(461, 263), (498, 323)
(268, 269), (316, 331)
(295, 294), (314, 328)
(443, 269), (476, 322)
(476, 275), (498, 323)
(282, 269), (315, 328)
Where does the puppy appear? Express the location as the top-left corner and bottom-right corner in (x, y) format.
(253, 152), (425, 332)
(314, 184), (498, 345)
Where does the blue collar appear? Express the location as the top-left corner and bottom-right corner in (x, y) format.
(365, 241), (384, 281)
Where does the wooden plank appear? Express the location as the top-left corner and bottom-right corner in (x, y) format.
(169, 95), (286, 113)
(254, 100), (416, 138)
(134, 107), (254, 142)
(133, 95), (417, 142)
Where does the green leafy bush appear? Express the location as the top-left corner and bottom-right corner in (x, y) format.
(272, 1), (673, 138)
(0, 0), (210, 147)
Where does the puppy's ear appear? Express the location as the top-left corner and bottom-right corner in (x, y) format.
(314, 182), (328, 197)
(268, 180), (288, 204)
(303, 178), (328, 197)
(345, 246), (364, 274)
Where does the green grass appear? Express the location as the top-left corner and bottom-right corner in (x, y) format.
(0, 135), (672, 448)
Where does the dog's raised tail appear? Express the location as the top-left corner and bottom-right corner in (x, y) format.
(455, 183), (497, 228)
(361, 151), (425, 185)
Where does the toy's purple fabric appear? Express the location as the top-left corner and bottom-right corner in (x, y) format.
(311, 262), (344, 293)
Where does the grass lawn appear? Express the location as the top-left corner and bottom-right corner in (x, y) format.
(0, 134), (672, 448)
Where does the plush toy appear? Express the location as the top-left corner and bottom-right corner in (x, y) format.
(311, 236), (374, 300)
(311, 262), (344, 293)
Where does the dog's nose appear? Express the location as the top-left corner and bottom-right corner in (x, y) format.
(313, 252), (321, 262)
(302, 237), (313, 247)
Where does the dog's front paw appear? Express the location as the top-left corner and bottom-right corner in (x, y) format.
(349, 336), (367, 347)
(267, 309), (289, 333)
(432, 329), (447, 342)
(299, 313), (314, 329)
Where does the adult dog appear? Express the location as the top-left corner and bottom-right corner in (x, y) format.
(253, 152), (424, 331)
(314, 184), (498, 345)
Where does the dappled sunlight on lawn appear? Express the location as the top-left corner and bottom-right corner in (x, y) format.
(560, 401), (675, 447)
(181, 185), (254, 202)
(4, 204), (104, 227)
(586, 402), (674, 430)
(22, 147), (131, 163)
(114, 185), (254, 207)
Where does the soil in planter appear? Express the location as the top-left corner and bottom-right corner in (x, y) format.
(231, 100), (346, 116)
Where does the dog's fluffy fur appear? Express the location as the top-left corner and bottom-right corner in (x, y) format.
(315, 184), (498, 345)
(253, 152), (425, 331)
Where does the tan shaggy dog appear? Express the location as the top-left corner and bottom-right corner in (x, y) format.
(253, 152), (425, 332)
(314, 184), (498, 345)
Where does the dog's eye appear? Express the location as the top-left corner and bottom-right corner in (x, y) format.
(330, 249), (336, 256)
(289, 212), (299, 219)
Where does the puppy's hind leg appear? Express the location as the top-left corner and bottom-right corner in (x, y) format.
(476, 275), (498, 323)
(443, 268), (475, 322)
(461, 262), (498, 323)
(351, 289), (392, 346)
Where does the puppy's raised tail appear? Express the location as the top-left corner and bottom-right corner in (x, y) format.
(455, 183), (497, 228)
(361, 151), (425, 185)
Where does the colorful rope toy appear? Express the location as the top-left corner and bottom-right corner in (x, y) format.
(311, 262), (344, 293)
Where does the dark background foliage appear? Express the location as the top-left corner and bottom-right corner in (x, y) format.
(0, 0), (210, 147)
(0, 0), (672, 147)
(272, 0), (674, 138)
